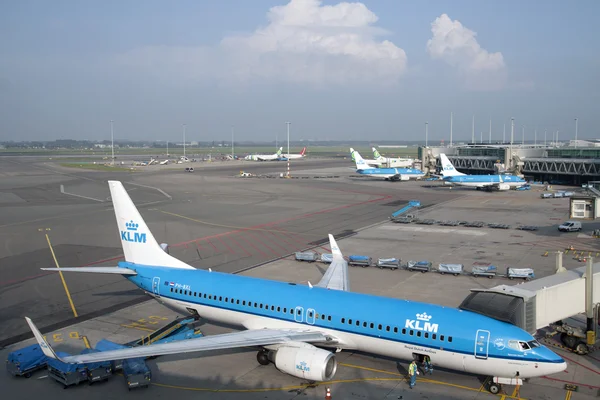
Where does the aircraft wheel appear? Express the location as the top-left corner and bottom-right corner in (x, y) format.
(489, 383), (500, 394)
(257, 350), (270, 366)
(575, 342), (589, 355)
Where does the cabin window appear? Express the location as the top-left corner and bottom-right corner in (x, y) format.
(378, 324), (382, 330)
(237, 299), (240, 305)
(410, 330), (414, 336)
(370, 323), (374, 329)
(284, 308), (288, 313)
(259, 304), (263, 309)
(356, 320), (360, 326)
(448, 336), (452, 343)
(402, 328), (406, 335)
(290, 308), (293, 314)
(296, 309), (301, 315)
(386, 326), (390, 332)
(219, 296), (222, 301)
(424, 332), (429, 339)
(170, 288), (173, 292)
(341, 318), (345, 323)
(271, 306), (275, 311)
(225, 297), (228, 302)
(348, 319), (352, 324)
(309, 311), (313, 318)
(393, 327), (398, 334)
(184, 290), (187, 295)
(328, 316), (332, 321)
(254, 302), (258, 307)
(193, 292), (196, 296)
(322, 314), (326, 320)
(208, 295), (212, 300)
(242, 300), (246, 306)
(363, 322), (367, 328)
(432, 333), (437, 340)
(277, 306), (281, 312)
(264, 304), (268, 309)
(417, 331), (421, 337)
(440, 335), (445, 341)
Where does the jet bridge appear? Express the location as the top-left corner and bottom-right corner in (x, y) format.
(460, 261), (599, 342)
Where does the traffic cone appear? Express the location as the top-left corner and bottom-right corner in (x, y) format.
(325, 387), (332, 399)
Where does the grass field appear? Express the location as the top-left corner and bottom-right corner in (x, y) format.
(59, 163), (136, 171)
(2, 146), (418, 158)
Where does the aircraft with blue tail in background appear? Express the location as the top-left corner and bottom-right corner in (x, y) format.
(351, 148), (425, 181)
(27, 180), (566, 394)
(439, 154), (527, 190)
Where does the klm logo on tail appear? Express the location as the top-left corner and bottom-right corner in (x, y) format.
(121, 220), (147, 243)
(405, 312), (439, 333)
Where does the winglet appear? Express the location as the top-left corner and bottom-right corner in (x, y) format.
(328, 234), (343, 259)
(25, 317), (60, 360)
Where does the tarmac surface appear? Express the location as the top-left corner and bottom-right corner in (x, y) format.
(1, 156), (599, 399)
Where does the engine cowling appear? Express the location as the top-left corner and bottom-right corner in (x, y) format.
(498, 183), (510, 191)
(273, 344), (337, 381)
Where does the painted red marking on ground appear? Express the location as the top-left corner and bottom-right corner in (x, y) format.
(247, 231), (279, 257)
(542, 375), (600, 389)
(269, 230), (300, 252)
(216, 236), (236, 255)
(205, 238), (219, 252)
(260, 231), (291, 254)
(560, 353), (600, 375)
(227, 235), (252, 257)
(239, 235), (267, 258)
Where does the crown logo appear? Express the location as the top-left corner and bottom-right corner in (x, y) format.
(125, 220), (139, 231)
(416, 312), (432, 321)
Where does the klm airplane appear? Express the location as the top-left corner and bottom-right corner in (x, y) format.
(26, 181), (565, 394)
(351, 148), (424, 181)
(440, 154), (527, 190)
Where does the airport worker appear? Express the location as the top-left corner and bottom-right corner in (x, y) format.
(408, 360), (419, 388)
(422, 355), (433, 374)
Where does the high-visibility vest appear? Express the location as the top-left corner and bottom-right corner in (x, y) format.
(409, 363), (417, 375)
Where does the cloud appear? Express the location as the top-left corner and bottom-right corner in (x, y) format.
(115, 0), (407, 86)
(427, 14), (506, 90)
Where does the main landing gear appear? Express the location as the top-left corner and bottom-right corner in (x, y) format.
(488, 382), (501, 394)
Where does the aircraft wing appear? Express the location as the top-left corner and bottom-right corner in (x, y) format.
(25, 317), (332, 364)
(316, 234), (350, 291)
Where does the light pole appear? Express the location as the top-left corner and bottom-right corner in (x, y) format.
(425, 122), (428, 147)
(575, 118), (578, 148)
(489, 118), (492, 144)
(534, 128), (537, 146)
(450, 111), (453, 147)
(285, 122), (291, 177)
(509, 118), (514, 170)
(544, 130), (547, 147)
(182, 124), (186, 159)
(110, 120), (114, 166)
(231, 125), (235, 159)
(522, 126), (525, 145)
(471, 115), (475, 144)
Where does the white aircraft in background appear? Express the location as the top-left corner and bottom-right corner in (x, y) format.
(159, 159), (169, 165)
(244, 147), (283, 161)
(282, 147), (306, 160)
(372, 147), (414, 168)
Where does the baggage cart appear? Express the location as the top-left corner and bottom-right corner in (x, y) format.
(320, 253), (333, 263)
(295, 251), (319, 262)
(47, 352), (88, 388)
(506, 267), (535, 281)
(471, 264), (497, 278)
(6, 344), (49, 378)
(407, 260), (432, 273)
(79, 348), (112, 383)
(348, 255), (372, 267)
(95, 339), (128, 371)
(122, 358), (152, 390)
(377, 258), (400, 270)
(437, 263), (463, 276)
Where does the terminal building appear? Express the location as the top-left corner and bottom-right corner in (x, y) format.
(419, 141), (600, 186)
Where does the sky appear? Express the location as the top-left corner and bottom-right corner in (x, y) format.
(0, 0), (598, 143)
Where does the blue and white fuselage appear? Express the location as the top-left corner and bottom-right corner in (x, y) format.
(439, 154), (526, 189)
(351, 148), (424, 181)
(127, 262), (564, 379)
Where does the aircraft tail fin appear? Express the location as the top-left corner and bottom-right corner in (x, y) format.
(109, 181), (195, 269)
(439, 154), (465, 177)
(350, 148), (373, 170)
(372, 147), (383, 160)
(25, 317), (61, 360)
(300, 147), (306, 156)
(276, 147), (283, 156)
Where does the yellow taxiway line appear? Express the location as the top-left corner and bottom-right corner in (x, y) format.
(45, 233), (78, 318)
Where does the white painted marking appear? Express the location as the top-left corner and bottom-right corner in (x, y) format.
(378, 225), (487, 236)
(60, 185), (104, 202)
(125, 182), (172, 199)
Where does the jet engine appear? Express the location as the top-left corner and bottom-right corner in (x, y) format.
(498, 183), (510, 191)
(272, 343), (337, 381)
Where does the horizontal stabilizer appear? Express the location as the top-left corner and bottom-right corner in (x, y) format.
(41, 267), (137, 275)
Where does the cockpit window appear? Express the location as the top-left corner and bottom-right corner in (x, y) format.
(519, 341), (531, 351)
(527, 340), (541, 348)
